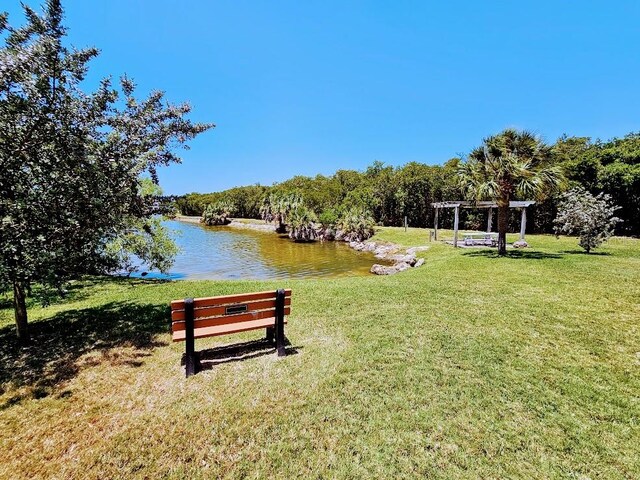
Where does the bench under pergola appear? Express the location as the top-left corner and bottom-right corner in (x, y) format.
(431, 200), (535, 247)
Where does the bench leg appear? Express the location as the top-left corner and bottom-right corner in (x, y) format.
(276, 321), (286, 357)
(265, 326), (275, 345)
(184, 297), (199, 377)
(275, 289), (286, 357)
(185, 348), (199, 378)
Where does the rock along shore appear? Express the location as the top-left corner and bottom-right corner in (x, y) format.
(347, 240), (429, 275)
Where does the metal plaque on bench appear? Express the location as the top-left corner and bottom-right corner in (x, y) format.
(225, 304), (248, 315)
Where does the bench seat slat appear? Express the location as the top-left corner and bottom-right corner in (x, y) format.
(172, 317), (288, 342)
(171, 289), (292, 311)
(172, 306), (291, 332)
(171, 297), (291, 322)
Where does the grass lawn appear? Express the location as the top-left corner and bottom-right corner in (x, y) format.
(1, 230), (639, 479)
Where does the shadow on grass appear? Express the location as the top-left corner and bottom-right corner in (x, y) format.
(561, 250), (611, 256)
(189, 337), (301, 371)
(26, 275), (173, 308)
(462, 250), (563, 260)
(0, 300), (169, 407)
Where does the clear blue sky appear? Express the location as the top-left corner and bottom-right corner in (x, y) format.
(5, 1), (640, 195)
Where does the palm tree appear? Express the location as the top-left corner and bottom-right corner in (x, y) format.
(201, 201), (234, 226)
(260, 193), (303, 233)
(459, 129), (564, 255)
(337, 207), (376, 242)
(288, 205), (318, 242)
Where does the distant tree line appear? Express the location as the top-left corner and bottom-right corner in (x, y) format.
(175, 132), (639, 236)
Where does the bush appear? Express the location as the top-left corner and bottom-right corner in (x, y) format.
(554, 188), (621, 253)
(318, 208), (339, 228)
(201, 202), (234, 226)
(288, 206), (318, 242)
(337, 208), (376, 242)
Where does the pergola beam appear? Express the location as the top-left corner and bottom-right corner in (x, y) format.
(431, 200), (535, 209)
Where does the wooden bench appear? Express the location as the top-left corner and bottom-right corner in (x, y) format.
(170, 289), (291, 377)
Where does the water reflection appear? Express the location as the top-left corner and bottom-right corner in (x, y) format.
(134, 220), (381, 280)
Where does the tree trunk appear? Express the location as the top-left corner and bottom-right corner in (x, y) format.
(497, 204), (509, 255)
(13, 281), (30, 345)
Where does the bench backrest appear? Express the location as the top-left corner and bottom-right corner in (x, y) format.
(170, 289), (292, 342)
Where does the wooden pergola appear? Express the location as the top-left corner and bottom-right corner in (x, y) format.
(430, 200), (535, 247)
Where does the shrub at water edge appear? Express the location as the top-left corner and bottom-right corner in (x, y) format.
(201, 202), (233, 226)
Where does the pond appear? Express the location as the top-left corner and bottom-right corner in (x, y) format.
(135, 220), (382, 280)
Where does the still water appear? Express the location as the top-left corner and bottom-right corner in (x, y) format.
(138, 220), (381, 280)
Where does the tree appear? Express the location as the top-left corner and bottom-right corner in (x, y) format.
(552, 135), (600, 190)
(599, 162), (640, 236)
(554, 188), (621, 253)
(459, 129), (563, 255)
(0, 1), (213, 344)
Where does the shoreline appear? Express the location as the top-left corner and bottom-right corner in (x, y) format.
(174, 215), (276, 232)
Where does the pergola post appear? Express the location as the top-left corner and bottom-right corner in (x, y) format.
(434, 207), (439, 241)
(519, 207), (527, 241)
(487, 207), (493, 233)
(453, 206), (459, 248)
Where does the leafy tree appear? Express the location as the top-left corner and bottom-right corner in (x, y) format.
(554, 188), (621, 253)
(552, 135), (599, 190)
(394, 162), (437, 228)
(276, 174), (341, 215)
(223, 184), (268, 219)
(459, 129), (563, 255)
(175, 193), (209, 216)
(595, 131), (640, 166)
(366, 161), (398, 225)
(599, 162), (640, 235)
(317, 208), (339, 228)
(0, 1), (213, 343)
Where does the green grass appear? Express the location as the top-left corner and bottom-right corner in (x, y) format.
(1, 231), (639, 479)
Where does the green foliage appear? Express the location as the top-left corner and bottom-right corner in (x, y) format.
(260, 192), (303, 233)
(174, 193), (210, 216)
(201, 201), (233, 226)
(288, 205), (318, 242)
(0, 1), (212, 341)
(551, 133), (640, 235)
(317, 208), (339, 228)
(552, 135), (600, 190)
(338, 207), (376, 242)
(554, 188), (621, 253)
(105, 217), (180, 274)
(598, 161), (640, 236)
(460, 129), (563, 203)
